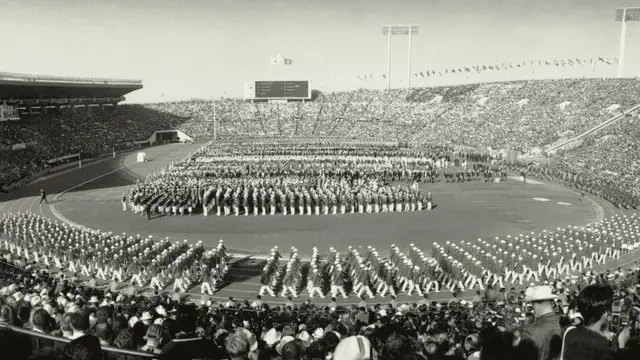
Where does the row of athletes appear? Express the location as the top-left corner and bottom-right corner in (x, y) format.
(0, 213), (234, 295)
(432, 214), (640, 291)
(192, 142), (464, 159)
(256, 244), (444, 299)
(525, 165), (640, 210)
(127, 181), (434, 218)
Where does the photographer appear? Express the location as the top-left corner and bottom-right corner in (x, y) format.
(559, 284), (633, 360)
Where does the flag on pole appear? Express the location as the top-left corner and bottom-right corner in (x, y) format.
(271, 53), (282, 65)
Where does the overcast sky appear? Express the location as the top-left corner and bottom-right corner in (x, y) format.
(1, 0), (639, 102)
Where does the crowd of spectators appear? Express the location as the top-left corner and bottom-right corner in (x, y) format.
(1, 252), (640, 360)
(3, 78), (640, 191)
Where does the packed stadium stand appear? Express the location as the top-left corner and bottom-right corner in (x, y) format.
(2, 72), (640, 360)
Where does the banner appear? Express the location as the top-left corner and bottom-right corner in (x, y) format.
(0, 102), (20, 121)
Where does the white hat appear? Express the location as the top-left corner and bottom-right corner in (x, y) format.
(140, 311), (153, 322)
(297, 330), (312, 345)
(334, 335), (372, 360)
(524, 285), (558, 302)
(263, 328), (282, 346)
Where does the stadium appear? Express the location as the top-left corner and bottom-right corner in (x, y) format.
(1, 1), (640, 360)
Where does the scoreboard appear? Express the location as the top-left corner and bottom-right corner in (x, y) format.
(244, 81), (310, 100)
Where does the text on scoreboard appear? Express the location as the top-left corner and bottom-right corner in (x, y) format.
(244, 81), (310, 99)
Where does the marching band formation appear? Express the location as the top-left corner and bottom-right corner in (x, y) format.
(124, 142), (508, 219)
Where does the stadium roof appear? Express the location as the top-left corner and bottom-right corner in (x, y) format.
(0, 72), (143, 102)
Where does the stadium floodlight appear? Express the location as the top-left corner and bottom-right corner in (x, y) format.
(615, 8), (640, 78)
(382, 25), (419, 91)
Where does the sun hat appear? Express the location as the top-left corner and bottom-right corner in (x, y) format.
(524, 285), (558, 302)
(334, 335), (373, 360)
(263, 328), (282, 346)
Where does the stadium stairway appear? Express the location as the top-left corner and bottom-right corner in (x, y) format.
(546, 103), (640, 152)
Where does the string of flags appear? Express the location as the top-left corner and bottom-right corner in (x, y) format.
(339, 57), (619, 82)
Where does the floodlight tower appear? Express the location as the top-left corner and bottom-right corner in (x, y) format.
(615, 7), (640, 78)
(382, 25), (419, 91)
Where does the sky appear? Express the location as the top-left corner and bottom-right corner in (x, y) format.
(1, 0), (640, 103)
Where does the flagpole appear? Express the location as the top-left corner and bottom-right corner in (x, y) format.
(387, 27), (392, 91)
(407, 28), (412, 89)
(618, 8), (627, 78)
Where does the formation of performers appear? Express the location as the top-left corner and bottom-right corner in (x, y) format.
(255, 213), (639, 298)
(1, 211), (639, 298)
(124, 142), (508, 218)
(0, 213), (230, 295)
(523, 165), (640, 210)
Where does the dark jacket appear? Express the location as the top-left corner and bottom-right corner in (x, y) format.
(560, 326), (614, 360)
(521, 312), (562, 360)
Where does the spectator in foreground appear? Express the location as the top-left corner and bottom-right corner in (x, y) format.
(63, 334), (103, 360)
(520, 285), (562, 360)
(226, 333), (250, 360)
(560, 284), (629, 360)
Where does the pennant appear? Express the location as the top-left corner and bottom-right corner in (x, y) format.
(451, 69), (456, 73)
(420, 72), (425, 77)
(590, 58), (595, 65)
(545, 60), (551, 65)
(567, 59), (574, 66)
(538, 60), (542, 66)
(414, 73), (419, 77)
(605, 58), (612, 65)
(382, 74), (387, 79)
(598, 57), (604, 63)
(576, 59), (583, 66)
(284, 58), (293, 65)
(510, 63), (514, 68)
(458, 68), (463, 73)
(464, 67), (471, 72)
(482, 65), (487, 70)
(271, 52), (282, 65)
(488, 65), (494, 70)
